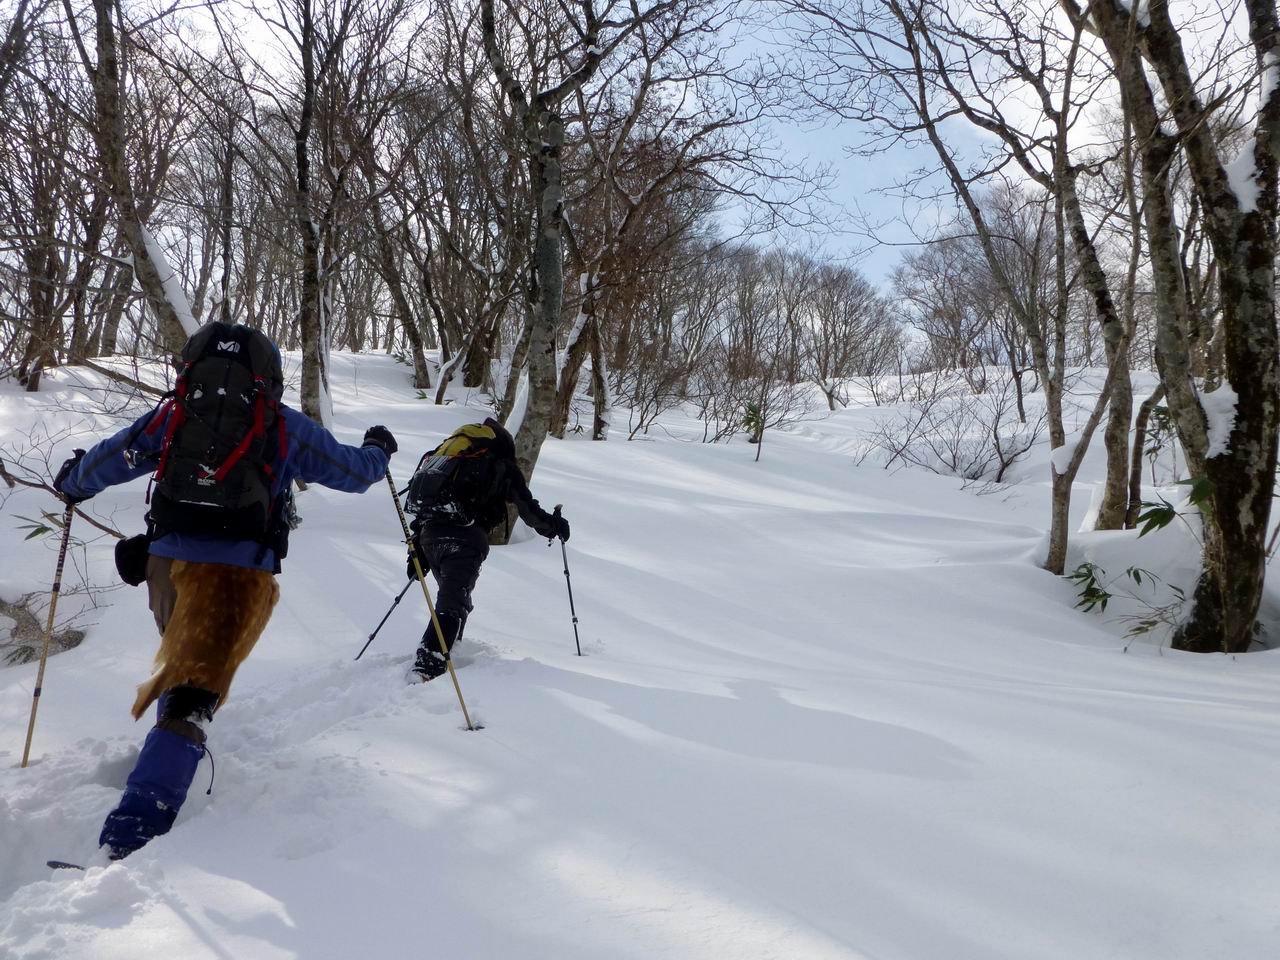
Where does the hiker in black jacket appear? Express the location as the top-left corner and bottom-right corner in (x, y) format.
(405, 417), (569, 681)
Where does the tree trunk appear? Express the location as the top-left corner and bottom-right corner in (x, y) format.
(1086, 0), (1279, 651)
(371, 205), (430, 388)
(1126, 385), (1165, 528)
(1045, 471), (1073, 575)
(478, 0), (609, 532)
(294, 0), (330, 426)
(218, 119), (235, 326)
(498, 311), (533, 422)
(462, 314), (496, 388)
(88, 0), (190, 360)
(590, 318), (609, 440)
(512, 145), (565, 482)
(1059, 173), (1132, 531)
(1095, 349), (1132, 529)
(551, 299), (594, 438)
(1175, 251), (1279, 653)
(99, 262), (133, 356)
(298, 224), (329, 425)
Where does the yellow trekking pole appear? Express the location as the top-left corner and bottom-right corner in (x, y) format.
(385, 469), (480, 731)
(21, 500), (76, 767)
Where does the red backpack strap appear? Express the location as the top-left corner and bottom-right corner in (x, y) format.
(275, 401), (288, 464)
(145, 399), (174, 436)
(211, 379), (268, 483)
(151, 377), (189, 481)
(145, 365), (189, 438)
(261, 401), (286, 483)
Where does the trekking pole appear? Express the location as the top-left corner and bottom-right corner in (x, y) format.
(21, 501), (76, 768)
(552, 505), (582, 656)
(384, 469), (480, 731)
(354, 577), (415, 661)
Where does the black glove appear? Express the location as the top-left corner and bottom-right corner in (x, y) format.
(363, 425), (397, 457)
(539, 509), (569, 542)
(406, 540), (428, 580)
(53, 449), (87, 504)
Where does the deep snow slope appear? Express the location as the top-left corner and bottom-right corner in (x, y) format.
(2, 355), (1279, 960)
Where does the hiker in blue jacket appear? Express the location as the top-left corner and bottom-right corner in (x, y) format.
(54, 321), (397, 860)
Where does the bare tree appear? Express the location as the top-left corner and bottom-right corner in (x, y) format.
(479, 0), (706, 478)
(72, 0), (198, 359)
(202, 0), (425, 424)
(0, 0), (48, 100)
(806, 262), (897, 410)
(783, 0), (1133, 571)
(0, 22), (105, 389)
(1073, 0), (1280, 652)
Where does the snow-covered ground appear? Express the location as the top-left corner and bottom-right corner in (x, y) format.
(2, 354), (1278, 959)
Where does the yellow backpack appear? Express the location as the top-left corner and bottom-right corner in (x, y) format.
(404, 423), (504, 521)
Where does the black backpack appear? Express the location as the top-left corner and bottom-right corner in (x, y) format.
(146, 322), (286, 542)
(405, 422), (509, 526)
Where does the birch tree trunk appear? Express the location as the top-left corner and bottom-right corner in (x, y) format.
(1127, 386), (1166, 528)
(1081, 0), (1280, 652)
(369, 201), (430, 389)
(479, 0), (609, 482)
(293, 0), (330, 426)
(551, 274), (596, 438)
(590, 318), (610, 440)
(83, 0), (193, 360)
(517, 134), (566, 476)
(497, 310), (533, 422)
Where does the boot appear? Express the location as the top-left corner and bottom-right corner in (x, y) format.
(99, 686), (216, 859)
(410, 645), (449, 683)
(409, 612), (462, 683)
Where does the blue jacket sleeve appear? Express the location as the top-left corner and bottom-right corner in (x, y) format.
(283, 407), (388, 493)
(61, 406), (170, 500)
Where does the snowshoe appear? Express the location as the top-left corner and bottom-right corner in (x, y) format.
(408, 645), (449, 684)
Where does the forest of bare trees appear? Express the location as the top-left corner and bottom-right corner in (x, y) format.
(2, 0), (1278, 654)
(784, 0), (1280, 653)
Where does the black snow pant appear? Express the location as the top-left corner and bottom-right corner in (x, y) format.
(413, 520), (489, 665)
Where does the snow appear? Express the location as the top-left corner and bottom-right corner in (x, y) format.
(1222, 51), (1280, 215)
(557, 306), (590, 382)
(595, 353), (613, 439)
(1200, 383), (1239, 459)
(1049, 439), (1077, 475)
(1262, 50), (1280, 106)
(435, 350), (464, 389)
(504, 369), (529, 435)
(1115, 0), (1151, 26)
(1224, 147), (1261, 213)
(2, 358), (1280, 959)
(554, 272), (599, 427)
(138, 228), (199, 338)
